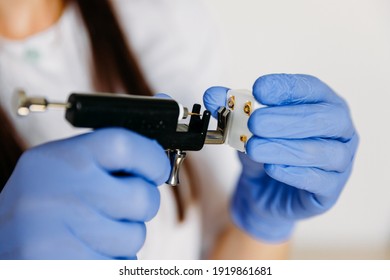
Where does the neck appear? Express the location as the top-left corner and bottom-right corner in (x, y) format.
(0, 0), (65, 39)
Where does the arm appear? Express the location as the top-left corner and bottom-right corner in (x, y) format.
(210, 222), (289, 260)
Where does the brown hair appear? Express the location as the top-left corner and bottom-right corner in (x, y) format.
(0, 0), (195, 220)
(0, 110), (24, 188)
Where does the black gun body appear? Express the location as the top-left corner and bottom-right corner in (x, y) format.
(65, 93), (210, 151)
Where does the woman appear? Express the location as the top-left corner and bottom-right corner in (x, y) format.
(0, 0), (358, 259)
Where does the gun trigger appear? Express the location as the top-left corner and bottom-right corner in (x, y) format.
(166, 150), (186, 186)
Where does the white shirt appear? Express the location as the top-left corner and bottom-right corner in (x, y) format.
(0, 0), (240, 259)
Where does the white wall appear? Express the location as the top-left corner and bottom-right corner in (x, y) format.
(202, 0), (390, 259)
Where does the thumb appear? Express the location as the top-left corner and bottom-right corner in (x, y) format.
(203, 86), (230, 118)
(154, 93), (172, 99)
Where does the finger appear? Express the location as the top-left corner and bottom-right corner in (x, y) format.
(76, 128), (171, 186)
(252, 74), (343, 106)
(247, 137), (353, 172)
(263, 163), (352, 200)
(81, 176), (160, 222)
(69, 208), (146, 259)
(203, 86), (230, 118)
(22, 239), (112, 260)
(248, 103), (355, 140)
(12, 222), (112, 260)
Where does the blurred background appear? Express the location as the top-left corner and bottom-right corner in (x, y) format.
(202, 0), (390, 259)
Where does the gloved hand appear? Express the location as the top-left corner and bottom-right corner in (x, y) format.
(204, 74), (359, 242)
(0, 128), (170, 259)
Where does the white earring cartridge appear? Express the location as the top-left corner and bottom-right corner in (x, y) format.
(224, 89), (261, 152)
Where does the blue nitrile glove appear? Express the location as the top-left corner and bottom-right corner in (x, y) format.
(203, 74), (359, 242)
(0, 128), (170, 259)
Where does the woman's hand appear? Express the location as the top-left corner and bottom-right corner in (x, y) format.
(203, 74), (359, 242)
(0, 128), (170, 259)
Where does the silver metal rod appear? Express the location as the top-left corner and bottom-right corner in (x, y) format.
(47, 102), (70, 109)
